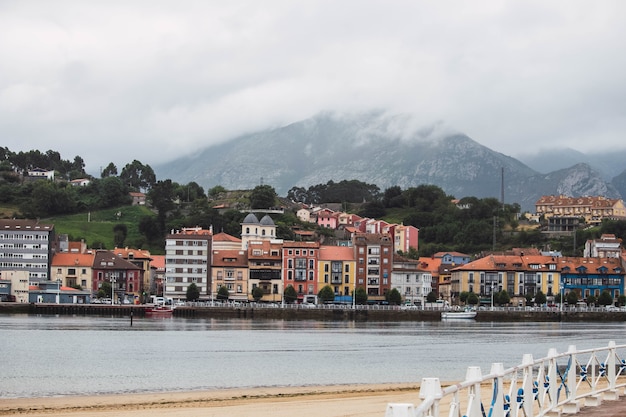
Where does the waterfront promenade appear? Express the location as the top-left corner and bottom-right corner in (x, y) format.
(3, 302), (625, 322)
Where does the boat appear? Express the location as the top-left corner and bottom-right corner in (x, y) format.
(441, 308), (477, 320)
(144, 305), (174, 317)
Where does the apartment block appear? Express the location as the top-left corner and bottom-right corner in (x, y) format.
(0, 219), (56, 282)
(164, 227), (212, 299)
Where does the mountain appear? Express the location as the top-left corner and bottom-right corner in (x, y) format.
(154, 112), (621, 212)
(517, 148), (626, 180)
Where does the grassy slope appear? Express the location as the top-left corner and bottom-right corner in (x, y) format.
(43, 205), (162, 253)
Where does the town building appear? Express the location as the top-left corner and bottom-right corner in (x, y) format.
(241, 213), (277, 249)
(535, 195), (626, 226)
(247, 240), (283, 303)
(51, 252), (95, 292)
(584, 234), (622, 258)
(0, 219), (57, 282)
(392, 224), (419, 255)
(92, 250), (143, 303)
(0, 270), (29, 302)
(112, 247), (153, 301)
(391, 255), (432, 306)
(282, 241), (320, 302)
(352, 232), (393, 301)
(450, 254), (560, 306)
(318, 245), (355, 303)
(558, 257), (624, 302)
(28, 280), (91, 304)
(211, 249), (248, 302)
(150, 255), (165, 297)
(164, 227), (212, 300)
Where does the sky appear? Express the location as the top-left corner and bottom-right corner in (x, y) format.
(1, 1), (625, 176)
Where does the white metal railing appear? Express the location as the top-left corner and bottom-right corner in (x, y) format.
(385, 341), (626, 417)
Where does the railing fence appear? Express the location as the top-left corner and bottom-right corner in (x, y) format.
(386, 341), (626, 417)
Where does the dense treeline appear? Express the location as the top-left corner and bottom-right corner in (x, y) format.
(2, 147), (624, 257)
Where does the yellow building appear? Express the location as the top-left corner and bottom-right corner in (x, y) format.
(535, 195), (626, 226)
(450, 254), (561, 305)
(318, 246), (356, 301)
(211, 249), (249, 302)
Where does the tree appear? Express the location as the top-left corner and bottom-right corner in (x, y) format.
(534, 290), (547, 306)
(217, 285), (229, 301)
(186, 283), (200, 301)
(525, 293), (533, 306)
(354, 287), (368, 305)
(101, 162), (118, 178)
(119, 160), (156, 191)
(284, 285), (298, 304)
(495, 290), (510, 306)
(598, 290), (613, 306)
(113, 224), (127, 248)
(252, 286), (264, 302)
(459, 291), (469, 304)
(426, 291), (437, 303)
(466, 292), (479, 306)
(566, 291), (579, 306)
(249, 185), (277, 209)
(618, 295), (626, 307)
(208, 185), (226, 198)
(98, 282), (112, 299)
(318, 285), (335, 303)
(586, 294), (597, 306)
(386, 288), (402, 305)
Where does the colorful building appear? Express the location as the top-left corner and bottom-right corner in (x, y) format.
(318, 245), (355, 302)
(282, 241), (320, 302)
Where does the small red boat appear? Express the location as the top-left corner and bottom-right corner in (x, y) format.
(145, 305), (174, 317)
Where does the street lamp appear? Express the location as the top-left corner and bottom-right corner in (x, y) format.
(110, 273), (117, 305)
(560, 278), (564, 312)
(490, 282), (495, 310)
(57, 279), (61, 304)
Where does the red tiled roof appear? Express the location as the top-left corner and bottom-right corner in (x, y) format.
(319, 246), (354, 261)
(150, 255), (165, 269)
(51, 253), (95, 267)
(212, 232), (241, 243)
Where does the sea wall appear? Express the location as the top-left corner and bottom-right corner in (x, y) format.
(1, 303), (624, 322)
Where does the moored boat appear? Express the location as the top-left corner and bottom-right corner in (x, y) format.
(441, 308), (476, 320)
(145, 305), (174, 317)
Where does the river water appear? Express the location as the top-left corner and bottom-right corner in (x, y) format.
(0, 314), (624, 398)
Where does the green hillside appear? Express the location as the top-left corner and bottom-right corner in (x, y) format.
(43, 206), (163, 254)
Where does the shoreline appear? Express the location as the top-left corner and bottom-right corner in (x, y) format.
(0, 383), (431, 416)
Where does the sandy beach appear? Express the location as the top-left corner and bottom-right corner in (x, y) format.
(0, 383), (431, 417)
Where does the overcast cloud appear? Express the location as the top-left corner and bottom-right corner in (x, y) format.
(1, 1), (625, 175)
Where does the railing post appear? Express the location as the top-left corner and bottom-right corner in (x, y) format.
(608, 341), (617, 391)
(561, 345), (582, 414)
(465, 366), (483, 417)
(418, 377), (442, 417)
(547, 347), (558, 410)
(566, 345), (577, 402)
(521, 354), (534, 417)
(489, 363), (505, 417)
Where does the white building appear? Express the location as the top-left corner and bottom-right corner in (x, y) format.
(164, 227), (212, 299)
(584, 234), (622, 258)
(391, 256), (432, 306)
(0, 219), (56, 281)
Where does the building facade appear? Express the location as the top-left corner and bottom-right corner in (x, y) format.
(0, 219), (56, 282)
(282, 241), (320, 302)
(391, 255), (432, 306)
(318, 245), (355, 302)
(248, 240), (283, 303)
(211, 249), (248, 302)
(164, 227), (212, 300)
(352, 233), (393, 301)
(92, 250), (143, 303)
